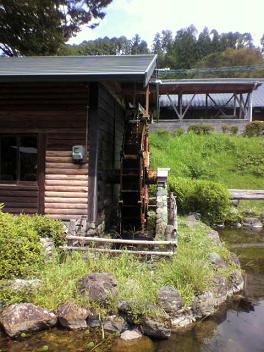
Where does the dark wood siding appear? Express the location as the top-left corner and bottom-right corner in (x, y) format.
(0, 82), (89, 219)
(96, 84), (125, 227)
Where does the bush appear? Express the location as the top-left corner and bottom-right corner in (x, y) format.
(188, 124), (215, 135)
(222, 125), (239, 135)
(244, 121), (264, 137)
(237, 152), (264, 177)
(230, 126), (239, 135)
(0, 211), (65, 279)
(30, 215), (65, 247)
(0, 212), (44, 279)
(156, 128), (170, 138)
(172, 128), (185, 137)
(168, 177), (230, 224)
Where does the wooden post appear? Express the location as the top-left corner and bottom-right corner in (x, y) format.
(248, 92), (253, 121)
(179, 94), (183, 119)
(145, 84), (150, 117)
(168, 192), (178, 242)
(233, 94), (237, 117)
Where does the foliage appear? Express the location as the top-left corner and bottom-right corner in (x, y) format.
(152, 26), (258, 71)
(187, 124), (215, 135)
(237, 152), (264, 177)
(171, 128), (185, 137)
(29, 214), (65, 247)
(0, 211), (65, 279)
(61, 33), (149, 56)
(195, 48), (263, 78)
(150, 131), (264, 189)
(0, 218), (237, 313)
(238, 200), (264, 217)
(0, 211), (44, 279)
(168, 177), (231, 224)
(0, 0), (112, 56)
(244, 121), (264, 137)
(222, 125), (239, 135)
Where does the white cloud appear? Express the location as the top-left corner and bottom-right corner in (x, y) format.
(70, 0), (264, 46)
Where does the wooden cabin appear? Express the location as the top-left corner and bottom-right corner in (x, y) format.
(0, 55), (157, 232)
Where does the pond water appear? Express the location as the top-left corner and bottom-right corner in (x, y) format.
(1, 228), (264, 352)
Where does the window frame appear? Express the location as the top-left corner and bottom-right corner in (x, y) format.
(0, 134), (39, 185)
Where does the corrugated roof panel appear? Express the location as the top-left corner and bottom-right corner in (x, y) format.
(160, 82), (264, 109)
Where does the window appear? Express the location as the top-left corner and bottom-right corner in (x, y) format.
(0, 135), (38, 182)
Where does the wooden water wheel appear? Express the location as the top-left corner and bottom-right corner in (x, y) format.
(119, 113), (150, 234)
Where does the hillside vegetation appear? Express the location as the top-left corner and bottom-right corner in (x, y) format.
(150, 131), (264, 190)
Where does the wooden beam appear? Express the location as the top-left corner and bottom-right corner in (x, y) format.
(66, 235), (177, 246)
(167, 94), (181, 119)
(60, 246), (175, 256)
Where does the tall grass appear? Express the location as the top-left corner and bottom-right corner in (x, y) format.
(150, 131), (264, 189)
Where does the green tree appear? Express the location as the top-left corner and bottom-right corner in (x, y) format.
(152, 32), (162, 54)
(0, 0), (112, 56)
(261, 34), (264, 53)
(195, 47), (264, 78)
(130, 34), (149, 54)
(197, 27), (212, 59)
(161, 30), (173, 53)
(172, 25), (198, 69)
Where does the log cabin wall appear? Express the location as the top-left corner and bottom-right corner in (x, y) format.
(0, 82), (89, 220)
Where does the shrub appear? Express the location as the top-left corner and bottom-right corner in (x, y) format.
(244, 121), (264, 137)
(230, 126), (239, 135)
(0, 211), (44, 279)
(222, 125), (239, 135)
(188, 124), (215, 135)
(0, 211), (65, 279)
(237, 152), (264, 177)
(168, 177), (230, 224)
(172, 128), (184, 137)
(156, 128), (170, 138)
(30, 215), (65, 247)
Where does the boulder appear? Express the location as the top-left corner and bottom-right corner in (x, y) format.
(170, 308), (195, 331)
(78, 273), (117, 304)
(0, 303), (57, 337)
(120, 329), (142, 341)
(158, 286), (184, 315)
(57, 301), (90, 330)
(140, 317), (171, 339)
(212, 276), (229, 303)
(1, 279), (41, 292)
(209, 252), (227, 268)
(192, 291), (216, 319)
(242, 217), (263, 229)
(230, 269), (244, 293)
(186, 214), (200, 227)
(103, 315), (128, 333)
(229, 252), (240, 266)
(118, 301), (139, 324)
(40, 237), (56, 259)
(207, 230), (222, 246)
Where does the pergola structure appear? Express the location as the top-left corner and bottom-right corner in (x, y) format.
(154, 79), (261, 121)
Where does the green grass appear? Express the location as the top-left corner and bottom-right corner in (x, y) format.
(0, 218), (238, 315)
(238, 200), (264, 216)
(150, 131), (264, 189)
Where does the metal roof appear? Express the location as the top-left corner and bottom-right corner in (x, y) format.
(155, 78), (261, 94)
(160, 81), (264, 109)
(0, 55), (157, 86)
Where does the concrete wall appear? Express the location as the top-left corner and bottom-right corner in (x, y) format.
(150, 119), (249, 134)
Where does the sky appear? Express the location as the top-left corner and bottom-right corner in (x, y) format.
(69, 0), (264, 48)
